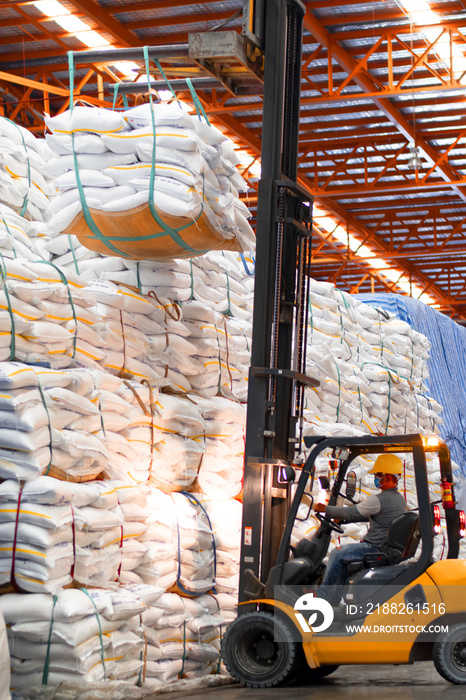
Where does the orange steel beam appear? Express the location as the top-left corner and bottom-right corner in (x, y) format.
(68, 0), (139, 47)
(0, 70), (113, 106)
(125, 10), (238, 31)
(308, 178), (466, 197)
(302, 20), (466, 104)
(304, 11), (466, 203)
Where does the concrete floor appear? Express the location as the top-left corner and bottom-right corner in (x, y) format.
(165, 663), (464, 699)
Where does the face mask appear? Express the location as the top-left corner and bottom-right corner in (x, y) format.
(374, 476), (381, 489)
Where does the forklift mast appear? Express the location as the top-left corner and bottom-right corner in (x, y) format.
(239, 0), (317, 604)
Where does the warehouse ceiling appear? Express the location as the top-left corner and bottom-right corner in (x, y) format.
(1, 1), (466, 319)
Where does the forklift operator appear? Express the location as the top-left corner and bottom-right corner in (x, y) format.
(314, 453), (407, 604)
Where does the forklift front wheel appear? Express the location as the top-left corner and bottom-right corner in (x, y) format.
(433, 623), (466, 684)
(221, 610), (302, 688)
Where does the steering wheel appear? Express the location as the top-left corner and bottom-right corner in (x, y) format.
(315, 512), (344, 534)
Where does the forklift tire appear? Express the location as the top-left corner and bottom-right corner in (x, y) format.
(298, 664), (339, 682)
(433, 623), (466, 684)
(221, 610), (303, 687)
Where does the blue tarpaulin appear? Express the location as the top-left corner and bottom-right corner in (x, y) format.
(358, 293), (466, 476)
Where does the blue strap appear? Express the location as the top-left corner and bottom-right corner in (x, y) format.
(181, 491), (217, 592)
(239, 253), (254, 276)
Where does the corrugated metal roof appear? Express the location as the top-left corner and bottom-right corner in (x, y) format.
(0, 0), (465, 315)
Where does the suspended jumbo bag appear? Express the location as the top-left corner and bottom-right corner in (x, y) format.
(61, 200), (245, 260)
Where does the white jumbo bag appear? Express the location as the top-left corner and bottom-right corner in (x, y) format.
(45, 107), (129, 135)
(102, 126), (199, 155)
(53, 169), (116, 191)
(123, 103), (196, 130)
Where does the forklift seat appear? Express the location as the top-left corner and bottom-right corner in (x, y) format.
(345, 511), (420, 575)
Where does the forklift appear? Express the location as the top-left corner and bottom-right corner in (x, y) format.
(222, 433), (466, 686)
(221, 0), (466, 688)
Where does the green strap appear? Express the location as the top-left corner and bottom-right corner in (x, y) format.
(154, 57), (181, 107)
(179, 621), (187, 678)
(67, 51), (132, 258)
(71, 127), (133, 257)
(137, 612), (145, 687)
(335, 361), (341, 423)
(68, 51), (75, 112)
(81, 589), (106, 679)
(112, 83), (129, 111)
(2, 220), (17, 259)
(41, 594), (58, 686)
(360, 361), (403, 383)
(67, 235), (80, 275)
(36, 381), (53, 475)
(215, 325), (223, 394)
(68, 49), (209, 256)
(185, 77), (211, 125)
(338, 288), (349, 310)
(0, 254), (15, 360)
(31, 260), (78, 359)
(4, 118), (30, 217)
(189, 260), (195, 301)
(224, 271), (233, 317)
(142, 46), (208, 255)
(385, 375), (391, 434)
(353, 369), (364, 418)
(357, 385), (363, 419)
(136, 261), (142, 293)
(98, 399), (106, 436)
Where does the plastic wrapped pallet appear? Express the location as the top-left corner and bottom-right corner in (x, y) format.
(44, 104), (255, 259)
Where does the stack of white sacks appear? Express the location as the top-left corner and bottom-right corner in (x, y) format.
(43, 104), (255, 252)
(0, 115), (464, 698)
(296, 278), (461, 560)
(0, 118), (53, 224)
(0, 477), (238, 693)
(1, 585), (226, 691)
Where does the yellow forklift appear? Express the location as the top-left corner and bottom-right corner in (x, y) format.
(222, 433), (466, 686)
(220, 0), (466, 688)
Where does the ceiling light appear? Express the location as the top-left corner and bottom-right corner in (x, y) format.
(408, 145), (423, 170)
(113, 61), (140, 77)
(34, 0), (69, 16)
(398, 0), (466, 82)
(313, 206), (438, 305)
(236, 151), (261, 177)
(75, 31), (110, 48)
(54, 15), (90, 32)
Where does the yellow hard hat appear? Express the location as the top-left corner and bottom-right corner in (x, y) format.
(368, 454), (403, 475)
